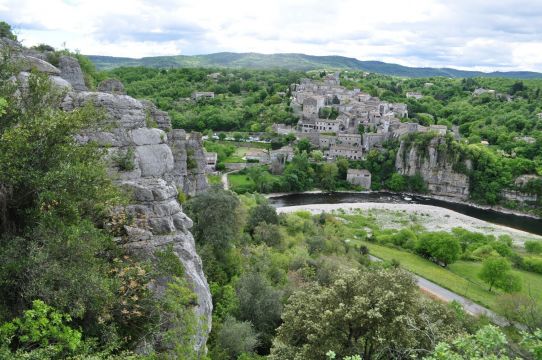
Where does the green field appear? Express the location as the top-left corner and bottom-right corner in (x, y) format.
(207, 174), (222, 186)
(361, 241), (542, 310)
(228, 174), (256, 192)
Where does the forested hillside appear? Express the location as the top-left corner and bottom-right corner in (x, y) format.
(89, 52), (542, 79)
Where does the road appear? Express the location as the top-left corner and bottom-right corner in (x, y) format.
(368, 255), (509, 326)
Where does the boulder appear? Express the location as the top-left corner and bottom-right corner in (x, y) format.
(97, 78), (126, 94)
(58, 56), (87, 91)
(20, 55), (61, 75)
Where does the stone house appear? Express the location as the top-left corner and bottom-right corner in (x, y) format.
(347, 169), (371, 189)
(473, 88), (495, 96)
(337, 133), (362, 147)
(363, 133), (386, 151)
(429, 125), (448, 136)
(191, 91), (215, 101)
(328, 144), (362, 160)
(303, 96), (325, 118)
(406, 92), (423, 100)
(204, 152), (217, 172)
(319, 134), (337, 149)
(315, 119), (344, 132)
(272, 123), (295, 135)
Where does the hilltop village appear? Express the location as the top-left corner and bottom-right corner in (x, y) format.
(279, 73), (446, 157)
(263, 73), (446, 188)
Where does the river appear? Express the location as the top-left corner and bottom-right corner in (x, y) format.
(268, 191), (542, 236)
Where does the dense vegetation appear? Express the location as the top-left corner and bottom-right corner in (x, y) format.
(184, 188), (542, 359)
(105, 66), (300, 132)
(88, 52), (542, 79)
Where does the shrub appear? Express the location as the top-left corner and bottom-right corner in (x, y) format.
(215, 316), (259, 359)
(525, 240), (542, 254)
(0, 300), (82, 355)
(112, 147), (135, 171)
(521, 258), (542, 275)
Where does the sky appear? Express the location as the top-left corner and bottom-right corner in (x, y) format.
(1, 0), (542, 72)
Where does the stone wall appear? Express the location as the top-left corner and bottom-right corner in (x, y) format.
(395, 137), (470, 199)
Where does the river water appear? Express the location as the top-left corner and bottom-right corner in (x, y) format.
(268, 191), (542, 236)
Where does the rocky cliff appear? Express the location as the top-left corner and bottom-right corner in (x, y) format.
(14, 49), (212, 353)
(395, 136), (470, 199)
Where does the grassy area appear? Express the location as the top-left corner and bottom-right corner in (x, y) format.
(207, 174), (222, 186)
(223, 156), (245, 163)
(361, 241), (542, 310)
(228, 174), (256, 193)
(216, 140), (270, 150)
(360, 241), (499, 309)
(449, 261), (542, 305)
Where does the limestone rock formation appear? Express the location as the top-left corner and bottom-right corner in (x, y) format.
(98, 78), (126, 95)
(167, 130), (209, 196)
(20, 55), (61, 75)
(58, 56), (87, 91)
(61, 90), (212, 352)
(395, 137), (470, 199)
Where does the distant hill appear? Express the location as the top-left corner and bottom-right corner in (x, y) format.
(87, 52), (542, 79)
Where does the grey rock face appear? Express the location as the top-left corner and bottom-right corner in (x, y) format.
(61, 90), (212, 353)
(396, 137), (470, 199)
(98, 78), (126, 95)
(167, 130), (209, 196)
(58, 56), (87, 91)
(20, 55), (61, 75)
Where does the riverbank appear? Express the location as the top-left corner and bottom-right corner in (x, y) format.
(276, 202), (542, 245)
(267, 189), (541, 220)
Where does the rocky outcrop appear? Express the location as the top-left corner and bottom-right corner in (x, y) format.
(20, 55), (61, 75)
(61, 90), (212, 353)
(396, 137), (470, 199)
(166, 130), (209, 196)
(58, 56), (87, 91)
(502, 175), (541, 204)
(98, 78), (126, 95)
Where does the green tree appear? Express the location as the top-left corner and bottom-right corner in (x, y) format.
(311, 150), (324, 162)
(236, 273), (282, 352)
(185, 187), (244, 251)
(271, 268), (463, 360)
(386, 173), (407, 192)
(479, 257), (521, 292)
(246, 202), (279, 234)
(320, 163), (339, 191)
(253, 222), (283, 247)
(424, 325), (510, 360)
(417, 232), (461, 267)
(0, 21), (17, 41)
(215, 316), (259, 359)
(296, 138), (312, 153)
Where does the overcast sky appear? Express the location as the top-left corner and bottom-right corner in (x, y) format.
(1, 0), (542, 72)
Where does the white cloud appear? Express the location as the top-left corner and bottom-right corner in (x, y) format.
(1, 0), (542, 71)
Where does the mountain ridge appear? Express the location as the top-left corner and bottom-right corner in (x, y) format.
(87, 52), (542, 79)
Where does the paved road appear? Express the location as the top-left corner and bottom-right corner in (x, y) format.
(221, 172), (229, 190)
(368, 255), (509, 326)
